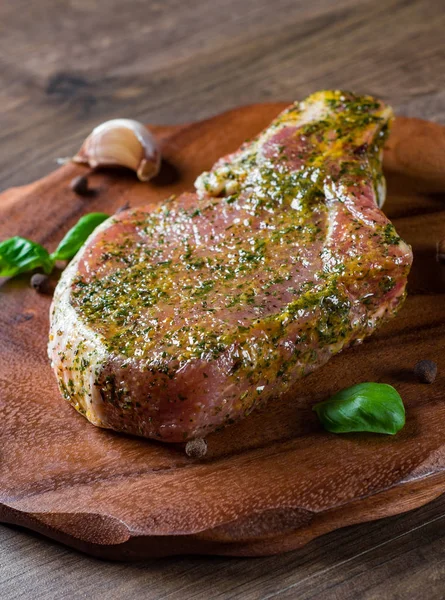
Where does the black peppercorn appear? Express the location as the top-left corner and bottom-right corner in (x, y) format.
(185, 438), (208, 458)
(70, 175), (89, 196)
(414, 360), (437, 384)
(30, 273), (52, 295)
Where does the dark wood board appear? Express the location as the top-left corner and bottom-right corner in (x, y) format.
(1, 103), (445, 559)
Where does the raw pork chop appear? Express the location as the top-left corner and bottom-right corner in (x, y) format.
(49, 91), (412, 442)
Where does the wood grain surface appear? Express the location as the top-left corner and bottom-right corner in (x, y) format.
(2, 0), (445, 597)
(2, 103), (445, 560)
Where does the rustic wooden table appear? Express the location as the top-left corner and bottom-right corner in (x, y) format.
(2, 0), (445, 598)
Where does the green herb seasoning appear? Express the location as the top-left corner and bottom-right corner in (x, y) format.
(67, 91), (410, 415)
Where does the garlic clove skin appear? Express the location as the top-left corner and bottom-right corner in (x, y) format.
(73, 119), (161, 182)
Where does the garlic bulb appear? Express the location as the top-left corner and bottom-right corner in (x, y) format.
(73, 119), (161, 182)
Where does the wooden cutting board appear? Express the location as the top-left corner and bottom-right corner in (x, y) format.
(1, 103), (445, 559)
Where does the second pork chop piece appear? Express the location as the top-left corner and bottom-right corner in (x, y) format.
(49, 91), (413, 442)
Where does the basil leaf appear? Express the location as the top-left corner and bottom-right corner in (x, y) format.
(0, 236), (54, 277)
(313, 382), (405, 435)
(51, 213), (109, 261)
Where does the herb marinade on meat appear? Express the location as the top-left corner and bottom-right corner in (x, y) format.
(50, 90), (412, 440)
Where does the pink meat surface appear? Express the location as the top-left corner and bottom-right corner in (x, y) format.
(49, 91), (412, 442)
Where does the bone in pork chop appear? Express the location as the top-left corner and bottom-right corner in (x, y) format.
(49, 91), (413, 442)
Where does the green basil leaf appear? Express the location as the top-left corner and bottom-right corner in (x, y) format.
(51, 213), (109, 261)
(313, 382), (405, 435)
(0, 236), (54, 277)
